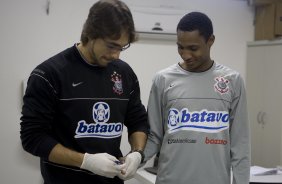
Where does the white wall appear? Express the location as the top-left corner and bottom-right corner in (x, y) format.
(0, 0), (253, 183)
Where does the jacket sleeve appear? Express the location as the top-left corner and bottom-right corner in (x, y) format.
(124, 73), (149, 137)
(144, 74), (164, 161)
(20, 68), (59, 159)
(230, 74), (250, 184)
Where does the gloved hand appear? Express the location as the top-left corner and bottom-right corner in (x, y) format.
(118, 151), (141, 180)
(80, 153), (126, 178)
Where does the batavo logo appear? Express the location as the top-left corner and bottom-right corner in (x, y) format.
(205, 137), (227, 145)
(74, 102), (123, 139)
(167, 108), (229, 133)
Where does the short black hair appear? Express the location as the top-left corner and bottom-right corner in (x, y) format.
(80, 0), (136, 45)
(177, 12), (213, 42)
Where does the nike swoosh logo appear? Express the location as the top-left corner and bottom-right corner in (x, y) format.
(72, 82), (83, 87)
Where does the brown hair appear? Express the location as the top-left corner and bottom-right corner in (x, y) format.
(80, 0), (136, 45)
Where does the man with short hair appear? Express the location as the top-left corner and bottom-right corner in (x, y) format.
(144, 11), (250, 184)
(20, 0), (149, 183)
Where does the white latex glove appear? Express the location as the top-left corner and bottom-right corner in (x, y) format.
(118, 152), (141, 180)
(80, 153), (126, 178)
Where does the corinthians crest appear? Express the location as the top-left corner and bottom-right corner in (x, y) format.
(214, 76), (229, 94)
(111, 71), (123, 95)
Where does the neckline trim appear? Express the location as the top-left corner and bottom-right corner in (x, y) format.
(176, 61), (215, 74)
(75, 43), (99, 67)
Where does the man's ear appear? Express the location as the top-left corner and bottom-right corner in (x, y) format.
(207, 34), (215, 47)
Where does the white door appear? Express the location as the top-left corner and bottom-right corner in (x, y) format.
(262, 44), (282, 167)
(246, 42), (282, 167)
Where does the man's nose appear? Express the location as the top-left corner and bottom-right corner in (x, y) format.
(181, 50), (193, 61)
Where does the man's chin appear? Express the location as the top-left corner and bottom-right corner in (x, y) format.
(99, 62), (110, 67)
(97, 58), (113, 67)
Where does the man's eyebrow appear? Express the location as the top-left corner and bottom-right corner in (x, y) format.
(111, 42), (128, 49)
(108, 41), (121, 46)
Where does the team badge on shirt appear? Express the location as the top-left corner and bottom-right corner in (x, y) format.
(111, 71), (123, 95)
(214, 76), (229, 94)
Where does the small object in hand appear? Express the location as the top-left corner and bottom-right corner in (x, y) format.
(114, 160), (122, 165)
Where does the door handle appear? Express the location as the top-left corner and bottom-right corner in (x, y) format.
(257, 111), (266, 128)
(257, 111), (262, 124)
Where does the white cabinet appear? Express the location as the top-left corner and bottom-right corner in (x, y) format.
(246, 40), (282, 167)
